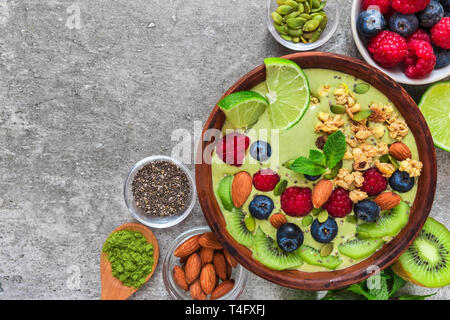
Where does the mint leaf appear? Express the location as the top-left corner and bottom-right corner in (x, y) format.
(388, 270), (407, 298)
(346, 283), (376, 300)
(309, 150), (326, 167)
(290, 157), (326, 176)
(367, 273), (390, 300)
(323, 130), (347, 169)
(397, 293), (436, 300)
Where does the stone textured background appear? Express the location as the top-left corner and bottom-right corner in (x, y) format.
(0, 0), (448, 300)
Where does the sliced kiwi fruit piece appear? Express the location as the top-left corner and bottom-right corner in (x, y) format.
(223, 208), (255, 247)
(357, 201), (409, 239)
(297, 245), (343, 269)
(392, 218), (450, 288)
(253, 228), (303, 271)
(217, 175), (234, 211)
(338, 238), (385, 260)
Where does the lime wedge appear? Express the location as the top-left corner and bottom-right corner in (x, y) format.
(218, 91), (268, 129)
(418, 81), (450, 152)
(264, 57), (310, 130)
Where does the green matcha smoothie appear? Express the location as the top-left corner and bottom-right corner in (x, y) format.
(211, 68), (419, 272)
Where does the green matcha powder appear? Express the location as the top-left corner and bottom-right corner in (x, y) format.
(102, 230), (154, 289)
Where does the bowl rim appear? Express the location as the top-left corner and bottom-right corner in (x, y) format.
(266, 0), (341, 52)
(195, 52), (437, 291)
(350, 0), (450, 86)
(123, 155), (197, 229)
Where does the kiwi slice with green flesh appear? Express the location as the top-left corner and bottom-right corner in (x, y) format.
(357, 201), (409, 239)
(253, 228), (303, 270)
(297, 245), (343, 269)
(392, 218), (450, 288)
(338, 238), (385, 260)
(217, 175), (234, 211)
(223, 208), (254, 247)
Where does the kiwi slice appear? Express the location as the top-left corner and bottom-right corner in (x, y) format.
(223, 208), (255, 247)
(357, 201), (409, 239)
(217, 175), (234, 211)
(392, 218), (450, 288)
(253, 228), (303, 270)
(297, 245), (343, 269)
(338, 238), (385, 260)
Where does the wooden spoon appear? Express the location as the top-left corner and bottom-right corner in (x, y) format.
(100, 222), (159, 300)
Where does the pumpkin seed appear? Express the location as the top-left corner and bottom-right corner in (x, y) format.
(272, 11), (284, 24)
(312, 1), (326, 12)
(353, 109), (373, 121)
(346, 215), (358, 224)
(319, 13), (328, 29)
(303, 19), (319, 32)
(330, 104), (346, 114)
(284, 0), (299, 10)
(320, 243), (334, 257)
(300, 36), (308, 43)
(274, 179), (288, 196)
(299, 13), (311, 19)
(310, 28), (322, 42)
(302, 215), (314, 227)
(297, 3), (305, 13)
(311, 0), (320, 9)
(304, 1), (311, 13)
(312, 14), (324, 23)
(274, 23), (289, 35)
(284, 10), (301, 20)
(277, 0), (286, 5)
(287, 17), (305, 28)
(292, 36), (300, 43)
(388, 155), (400, 169)
(303, 32), (313, 39)
(354, 83), (371, 94)
(312, 208), (322, 216)
(318, 210), (329, 223)
(324, 160), (342, 180)
(244, 214), (256, 232)
(379, 154), (390, 163)
(281, 34), (293, 41)
(283, 159), (295, 168)
(288, 27), (303, 37)
(277, 5), (294, 15)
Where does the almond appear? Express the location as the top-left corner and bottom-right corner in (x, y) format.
(312, 179), (333, 209)
(226, 263), (232, 280)
(185, 253), (201, 284)
(199, 263), (216, 295)
(223, 249), (238, 268)
(210, 280), (235, 300)
(199, 247), (214, 266)
(389, 142), (412, 161)
(189, 279), (206, 300)
(174, 234), (201, 258)
(232, 171), (253, 208)
(199, 232), (223, 250)
(269, 213), (287, 229)
(172, 265), (188, 291)
(374, 192), (401, 211)
(213, 252), (228, 281)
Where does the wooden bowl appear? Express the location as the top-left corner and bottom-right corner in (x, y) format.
(195, 52), (437, 291)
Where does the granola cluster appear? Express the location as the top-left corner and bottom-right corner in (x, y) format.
(314, 112), (344, 134)
(333, 84), (362, 119)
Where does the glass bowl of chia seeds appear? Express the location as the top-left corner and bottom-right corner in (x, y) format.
(124, 155), (196, 228)
(163, 226), (249, 300)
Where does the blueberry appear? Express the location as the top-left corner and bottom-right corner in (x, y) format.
(311, 218), (338, 243)
(433, 45), (450, 68)
(419, 0), (444, 28)
(354, 199), (381, 222)
(389, 170), (415, 193)
(249, 195), (274, 220)
(357, 9), (387, 38)
(304, 174), (321, 181)
(389, 13), (419, 38)
(277, 223), (304, 252)
(439, 0), (450, 11)
(250, 141), (272, 162)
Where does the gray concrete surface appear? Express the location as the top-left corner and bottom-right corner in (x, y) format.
(0, 0), (448, 300)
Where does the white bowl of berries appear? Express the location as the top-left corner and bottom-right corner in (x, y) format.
(351, 0), (450, 85)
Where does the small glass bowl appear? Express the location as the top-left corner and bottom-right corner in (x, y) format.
(163, 226), (249, 300)
(124, 155), (196, 229)
(266, 0), (340, 51)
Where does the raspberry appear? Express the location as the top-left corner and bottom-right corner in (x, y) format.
(431, 17), (450, 49)
(406, 28), (431, 43)
(281, 187), (312, 217)
(361, 168), (388, 196)
(362, 0), (392, 15)
(323, 188), (353, 218)
(392, 0), (430, 14)
(252, 168), (280, 192)
(404, 40), (436, 78)
(216, 132), (250, 167)
(368, 30), (408, 67)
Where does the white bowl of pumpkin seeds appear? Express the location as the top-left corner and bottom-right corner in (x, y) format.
(267, 0), (340, 51)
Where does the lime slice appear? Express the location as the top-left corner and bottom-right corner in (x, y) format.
(418, 81), (450, 152)
(264, 57), (310, 130)
(218, 91), (268, 129)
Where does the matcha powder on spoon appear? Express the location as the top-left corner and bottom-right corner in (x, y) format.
(102, 230), (154, 289)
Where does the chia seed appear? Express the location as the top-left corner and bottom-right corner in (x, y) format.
(131, 160), (190, 217)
